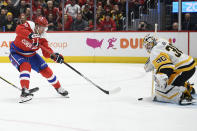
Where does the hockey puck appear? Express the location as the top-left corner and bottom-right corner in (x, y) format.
(138, 98), (143, 101)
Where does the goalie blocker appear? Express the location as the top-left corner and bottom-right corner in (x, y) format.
(143, 34), (196, 105)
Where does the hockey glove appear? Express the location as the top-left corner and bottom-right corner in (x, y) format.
(144, 57), (154, 72)
(50, 53), (64, 64)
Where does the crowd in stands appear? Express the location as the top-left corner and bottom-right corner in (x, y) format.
(0, 0), (196, 32)
(0, 0), (126, 32)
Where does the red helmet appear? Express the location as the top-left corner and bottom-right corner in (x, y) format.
(35, 16), (48, 27)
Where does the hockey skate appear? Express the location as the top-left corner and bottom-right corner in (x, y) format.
(185, 82), (195, 95)
(179, 91), (193, 105)
(29, 87), (39, 94)
(56, 87), (69, 96)
(19, 88), (34, 103)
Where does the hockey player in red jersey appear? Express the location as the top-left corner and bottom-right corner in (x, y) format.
(9, 16), (68, 103)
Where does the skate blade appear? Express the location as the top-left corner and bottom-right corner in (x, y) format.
(19, 96), (33, 103)
(180, 100), (194, 105)
(19, 98), (32, 103)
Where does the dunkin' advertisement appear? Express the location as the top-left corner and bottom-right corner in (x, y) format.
(0, 32), (195, 60)
(46, 32), (188, 57)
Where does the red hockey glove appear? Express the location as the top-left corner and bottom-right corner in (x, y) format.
(50, 53), (64, 64)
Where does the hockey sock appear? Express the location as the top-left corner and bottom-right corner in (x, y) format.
(40, 67), (61, 89)
(19, 62), (31, 89)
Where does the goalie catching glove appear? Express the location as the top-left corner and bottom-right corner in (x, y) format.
(50, 53), (64, 64)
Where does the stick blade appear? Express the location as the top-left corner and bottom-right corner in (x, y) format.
(108, 87), (121, 94)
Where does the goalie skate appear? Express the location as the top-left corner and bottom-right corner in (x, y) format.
(179, 92), (194, 105)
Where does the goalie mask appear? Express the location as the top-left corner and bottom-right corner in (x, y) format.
(143, 34), (157, 53)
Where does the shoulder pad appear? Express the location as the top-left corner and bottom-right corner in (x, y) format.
(25, 21), (35, 32)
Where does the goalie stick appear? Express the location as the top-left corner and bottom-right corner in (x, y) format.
(0, 75), (39, 94)
(151, 23), (158, 97)
(39, 44), (121, 95)
(138, 23), (158, 101)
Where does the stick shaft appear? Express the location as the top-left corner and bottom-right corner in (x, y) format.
(39, 44), (110, 94)
(0, 76), (21, 91)
(152, 24), (158, 97)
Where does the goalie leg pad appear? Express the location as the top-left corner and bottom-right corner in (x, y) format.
(153, 85), (191, 104)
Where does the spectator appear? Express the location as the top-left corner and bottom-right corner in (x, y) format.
(172, 22), (178, 31)
(98, 13), (116, 31)
(43, 0), (60, 22)
(81, 0), (93, 11)
(16, 0), (28, 17)
(0, 0), (8, 8)
(81, 4), (93, 21)
(17, 13), (27, 24)
(47, 13), (57, 31)
(32, 0), (42, 16)
(71, 13), (88, 31)
(111, 4), (123, 30)
(0, 8), (7, 31)
(104, 5), (112, 16)
(78, 0), (87, 6)
(25, 7), (31, 20)
(5, 0), (16, 18)
(182, 13), (193, 30)
(96, 5), (104, 16)
(57, 14), (73, 31)
(63, 14), (73, 30)
(64, 0), (80, 19)
(32, 8), (43, 21)
(3, 12), (16, 31)
(118, 0), (126, 17)
(96, 5), (105, 22)
(138, 21), (147, 31)
(87, 19), (94, 31)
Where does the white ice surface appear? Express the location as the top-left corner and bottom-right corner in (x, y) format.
(0, 63), (197, 131)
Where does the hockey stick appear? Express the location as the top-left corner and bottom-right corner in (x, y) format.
(139, 24), (158, 101)
(0, 75), (21, 91)
(151, 23), (158, 97)
(39, 44), (121, 95)
(0, 75), (39, 94)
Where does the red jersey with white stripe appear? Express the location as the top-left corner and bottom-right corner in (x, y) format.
(13, 21), (53, 58)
